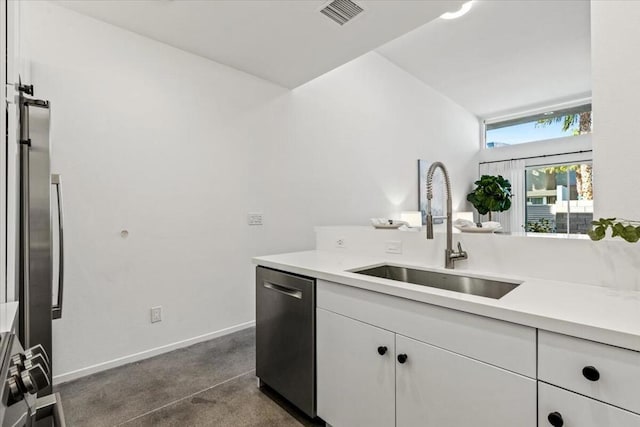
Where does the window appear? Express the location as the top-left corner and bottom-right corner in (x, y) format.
(479, 100), (593, 235)
(485, 104), (592, 148)
(525, 162), (593, 235)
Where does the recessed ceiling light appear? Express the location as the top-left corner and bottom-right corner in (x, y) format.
(440, 1), (473, 20)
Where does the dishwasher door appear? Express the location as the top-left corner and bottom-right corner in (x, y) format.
(256, 266), (315, 417)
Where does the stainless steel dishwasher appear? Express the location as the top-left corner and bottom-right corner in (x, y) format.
(256, 266), (316, 418)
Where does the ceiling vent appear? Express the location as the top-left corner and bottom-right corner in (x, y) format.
(320, 0), (364, 25)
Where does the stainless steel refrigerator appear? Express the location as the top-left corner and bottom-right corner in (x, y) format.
(17, 84), (64, 396)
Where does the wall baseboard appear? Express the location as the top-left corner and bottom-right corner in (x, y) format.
(53, 320), (256, 385)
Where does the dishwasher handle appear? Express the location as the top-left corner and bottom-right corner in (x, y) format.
(263, 282), (302, 299)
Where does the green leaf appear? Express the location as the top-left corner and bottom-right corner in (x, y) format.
(612, 223), (625, 238)
(622, 225), (640, 243)
(588, 226), (606, 241)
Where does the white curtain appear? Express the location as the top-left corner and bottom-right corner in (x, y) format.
(478, 159), (525, 233)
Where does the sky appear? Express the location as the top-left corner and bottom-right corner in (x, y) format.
(486, 119), (575, 146)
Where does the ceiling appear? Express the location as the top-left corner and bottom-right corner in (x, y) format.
(54, 0), (465, 89)
(377, 0), (591, 118)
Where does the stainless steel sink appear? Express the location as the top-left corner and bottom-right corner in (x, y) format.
(351, 264), (520, 299)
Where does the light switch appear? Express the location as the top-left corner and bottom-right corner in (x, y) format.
(385, 240), (402, 254)
(248, 213), (263, 225)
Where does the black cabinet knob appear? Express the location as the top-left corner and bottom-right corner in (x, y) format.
(377, 346), (388, 355)
(582, 366), (600, 381)
(397, 354), (408, 364)
(548, 412), (563, 427)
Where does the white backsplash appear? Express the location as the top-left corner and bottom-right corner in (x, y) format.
(315, 226), (640, 291)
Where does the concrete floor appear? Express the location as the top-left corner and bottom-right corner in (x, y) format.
(55, 328), (324, 426)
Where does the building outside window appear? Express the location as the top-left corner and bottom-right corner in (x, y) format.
(525, 163), (593, 234)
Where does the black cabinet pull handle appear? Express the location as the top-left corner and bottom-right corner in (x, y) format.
(548, 412), (563, 427)
(582, 366), (600, 381)
(377, 346), (388, 355)
(397, 354), (408, 364)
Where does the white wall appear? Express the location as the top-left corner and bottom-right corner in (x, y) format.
(1, 0), (8, 303)
(3, 0), (24, 304)
(592, 0), (640, 219)
(21, 1), (286, 380)
(248, 53), (479, 255)
(21, 3), (479, 381)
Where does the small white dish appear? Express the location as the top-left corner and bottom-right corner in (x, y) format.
(373, 223), (405, 229)
(370, 218), (408, 229)
(456, 226), (502, 233)
(453, 219), (502, 233)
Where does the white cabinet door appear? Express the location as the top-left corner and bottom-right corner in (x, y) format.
(539, 382), (640, 427)
(396, 334), (536, 427)
(317, 308), (395, 427)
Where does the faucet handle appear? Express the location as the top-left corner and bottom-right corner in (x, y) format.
(456, 242), (468, 259)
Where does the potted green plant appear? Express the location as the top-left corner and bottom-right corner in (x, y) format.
(589, 218), (640, 242)
(466, 175), (513, 221)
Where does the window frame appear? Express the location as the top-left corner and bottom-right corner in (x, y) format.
(480, 98), (592, 151)
(524, 160), (594, 235)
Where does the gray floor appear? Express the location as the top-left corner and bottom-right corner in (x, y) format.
(55, 328), (324, 426)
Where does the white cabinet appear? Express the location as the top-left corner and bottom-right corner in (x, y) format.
(395, 334), (536, 427)
(539, 382), (640, 427)
(538, 331), (640, 426)
(317, 308), (536, 427)
(312, 279), (638, 426)
(317, 308), (395, 427)
(539, 330), (640, 414)
(317, 279), (536, 377)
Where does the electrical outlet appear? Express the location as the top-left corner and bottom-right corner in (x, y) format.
(248, 213), (263, 226)
(385, 240), (403, 254)
(335, 238), (346, 248)
(150, 306), (162, 323)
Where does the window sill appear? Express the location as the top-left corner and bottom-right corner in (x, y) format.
(498, 231), (591, 240)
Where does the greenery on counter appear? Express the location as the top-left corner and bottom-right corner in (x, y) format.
(466, 175), (513, 221)
(589, 218), (640, 243)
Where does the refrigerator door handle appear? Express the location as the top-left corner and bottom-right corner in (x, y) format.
(52, 174), (64, 320)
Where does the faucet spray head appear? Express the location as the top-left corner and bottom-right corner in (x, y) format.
(426, 198), (434, 239)
(426, 214), (434, 239)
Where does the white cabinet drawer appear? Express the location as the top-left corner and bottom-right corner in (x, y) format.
(539, 382), (640, 427)
(317, 280), (536, 377)
(539, 330), (640, 414)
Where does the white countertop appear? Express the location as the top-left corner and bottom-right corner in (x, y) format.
(0, 302), (18, 334)
(254, 250), (640, 352)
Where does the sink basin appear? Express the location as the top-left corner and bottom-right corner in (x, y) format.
(351, 264), (520, 299)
